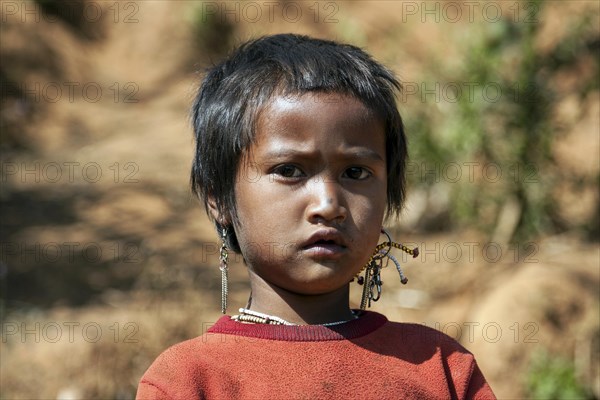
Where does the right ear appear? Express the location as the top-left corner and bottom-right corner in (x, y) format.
(207, 196), (231, 226)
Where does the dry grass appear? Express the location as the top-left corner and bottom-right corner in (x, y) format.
(1, 1), (598, 398)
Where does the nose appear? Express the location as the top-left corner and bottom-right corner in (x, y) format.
(305, 177), (347, 224)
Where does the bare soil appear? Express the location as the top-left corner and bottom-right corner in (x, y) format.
(1, 1), (598, 398)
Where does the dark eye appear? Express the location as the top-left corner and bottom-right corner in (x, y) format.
(344, 167), (371, 180)
(274, 164), (303, 178)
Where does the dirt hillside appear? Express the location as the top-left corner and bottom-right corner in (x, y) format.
(1, 1), (598, 398)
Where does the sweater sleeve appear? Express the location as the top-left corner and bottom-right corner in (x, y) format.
(135, 339), (205, 400)
(431, 325), (496, 400)
(465, 361), (497, 400)
(136, 380), (174, 400)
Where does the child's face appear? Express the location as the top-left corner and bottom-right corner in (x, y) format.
(233, 92), (387, 295)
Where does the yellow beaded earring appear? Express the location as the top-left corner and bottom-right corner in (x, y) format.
(357, 228), (419, 310)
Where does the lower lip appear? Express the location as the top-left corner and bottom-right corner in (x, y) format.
(303, 244), (346, 259)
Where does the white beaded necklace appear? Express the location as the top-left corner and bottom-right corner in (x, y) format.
(232, 308), (359, 327)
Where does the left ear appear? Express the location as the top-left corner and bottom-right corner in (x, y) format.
(207, 196), (231, 226)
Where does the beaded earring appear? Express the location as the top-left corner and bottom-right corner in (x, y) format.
(357, 228), (419, 310)
(219, 227), (229, 314)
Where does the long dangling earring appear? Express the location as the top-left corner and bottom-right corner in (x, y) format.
(219, 227), (229, 314)
(358, 228), (419, 310)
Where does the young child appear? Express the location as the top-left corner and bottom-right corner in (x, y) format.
(137, 33), (496, 399)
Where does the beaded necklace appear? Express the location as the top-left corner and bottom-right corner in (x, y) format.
(231, 308), (359, 327)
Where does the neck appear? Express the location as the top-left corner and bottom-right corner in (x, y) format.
(246, 270), (355, 325)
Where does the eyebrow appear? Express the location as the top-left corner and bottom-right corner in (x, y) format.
(262, 148), (385, 162)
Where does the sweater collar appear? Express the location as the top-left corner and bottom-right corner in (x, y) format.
(207, 310), (387, 341)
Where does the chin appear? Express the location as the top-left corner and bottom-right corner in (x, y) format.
(286, 279), (351, 296)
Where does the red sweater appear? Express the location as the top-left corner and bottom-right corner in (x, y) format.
(137, 311), (496, 399)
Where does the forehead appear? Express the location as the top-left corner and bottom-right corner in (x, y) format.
(254, 92), (385, 147)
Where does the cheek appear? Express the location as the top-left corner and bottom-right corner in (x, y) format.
(349, 189), (386, 243)
(347, 205), (383, 250)
(350, 188), (386, 222)
(233, 200), (283, 261)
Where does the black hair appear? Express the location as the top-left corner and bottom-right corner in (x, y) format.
(191, 33), (407, 253)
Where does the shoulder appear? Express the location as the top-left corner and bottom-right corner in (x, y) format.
(376, 320), (472, 353)
(378, 320), (496, 399)
(389, 321), (478, 368)
(136, 336), (207, 399)
(364, 320), (496, 399)
(137, 329), (234, 399)
(366, 320), (475, 376)
(350, 316), (478, 373)
(144, 335), (207, 370)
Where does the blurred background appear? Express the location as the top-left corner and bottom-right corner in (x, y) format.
(1, 0), (598, 398)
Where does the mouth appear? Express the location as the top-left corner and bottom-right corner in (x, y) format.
(302, 230), (347, 258)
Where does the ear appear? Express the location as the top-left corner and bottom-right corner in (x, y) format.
(207, 196), (231, 226)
